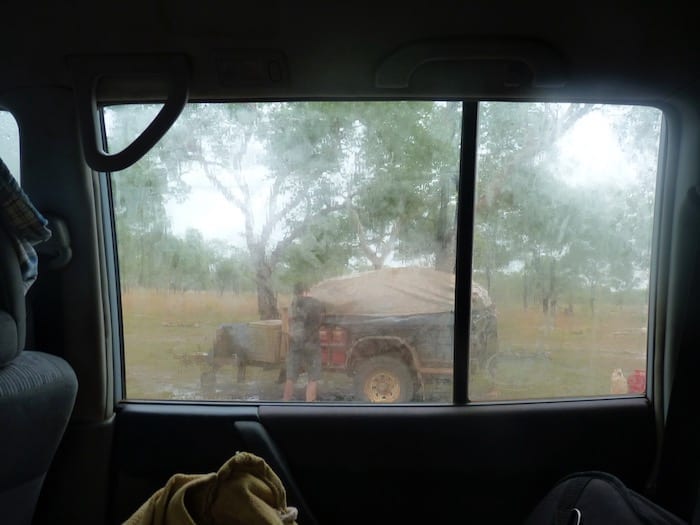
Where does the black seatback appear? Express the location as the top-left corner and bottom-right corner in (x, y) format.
(0, 224), (78, 525)
(0, 223), (26, 360)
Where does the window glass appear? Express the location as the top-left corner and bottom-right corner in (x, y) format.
(105, 102), (463, 402)
(106, 101), (660, 404)
(469, 102), (660, 401)
(0, 110), (20, 179)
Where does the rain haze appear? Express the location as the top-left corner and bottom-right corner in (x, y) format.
(163, 105), (647, 244)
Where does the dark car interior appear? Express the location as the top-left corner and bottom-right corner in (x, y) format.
(2, 2), (700, 524)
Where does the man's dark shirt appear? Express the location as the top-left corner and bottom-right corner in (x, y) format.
(291, 296), (325, 345)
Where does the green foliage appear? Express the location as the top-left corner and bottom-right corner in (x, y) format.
(112, 155), (170, 288)
(211, 246), (256, 295)
(106, 101), (660, 321)
(277, 214), (354, 288)
(474, 102), (660, 312)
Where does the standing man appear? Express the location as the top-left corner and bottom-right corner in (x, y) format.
(283, 282), (325, 402)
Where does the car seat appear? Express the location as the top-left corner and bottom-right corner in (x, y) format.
(0, 203), (78, 523)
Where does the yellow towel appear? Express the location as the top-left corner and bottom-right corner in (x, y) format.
(124, 451), (299, 525)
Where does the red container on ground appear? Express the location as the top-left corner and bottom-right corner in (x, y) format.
(627, 369), (646, 394)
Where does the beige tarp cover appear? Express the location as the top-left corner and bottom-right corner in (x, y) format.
(309, 267), (491, 316)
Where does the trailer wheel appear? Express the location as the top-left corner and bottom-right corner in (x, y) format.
(354, 356), (414, 403)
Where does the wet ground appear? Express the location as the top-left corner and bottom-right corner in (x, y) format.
(140, 355), (454, 403)
(128, 346), (644, 403)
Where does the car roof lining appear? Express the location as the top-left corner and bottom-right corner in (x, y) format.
(1, 1), (698, 96)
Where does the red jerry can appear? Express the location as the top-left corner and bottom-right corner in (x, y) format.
(627, 369), (646, 394)
(331, 327), (348, 365)
(319, 328), (330, 365)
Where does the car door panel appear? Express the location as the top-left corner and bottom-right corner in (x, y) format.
(111, 399), (653, 524)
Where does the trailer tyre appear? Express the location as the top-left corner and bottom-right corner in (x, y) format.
(354, 356), (414, 403)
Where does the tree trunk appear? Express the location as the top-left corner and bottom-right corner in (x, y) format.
(434, 172), (456, 273)
(256, 273), (279, 320)
(434, 243), (455, 273)
(257, 280), (279, 320)
(549, 258), (556, 312)
(541, 258), (557, 315)
(254, 253), (279, 320)
(137, 237), (146, 287)
(522, 273), (529, 310)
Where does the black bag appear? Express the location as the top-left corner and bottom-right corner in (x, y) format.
(524, 471), (687, 525)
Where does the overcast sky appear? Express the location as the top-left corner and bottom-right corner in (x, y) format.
(164, 105), (657, 245)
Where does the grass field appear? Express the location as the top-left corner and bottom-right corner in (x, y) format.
(469, 302), (647, 400)
(121, 289), (286, 400)
(121, 288), (648, 402)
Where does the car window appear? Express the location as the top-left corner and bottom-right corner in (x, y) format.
(104, 101), (661, 404)
(0, 110), (20, 180)
(469, 102), (661, 401)
(105, 101), (463, 402)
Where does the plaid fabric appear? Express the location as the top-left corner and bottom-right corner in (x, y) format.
(0, 157), (51, 292)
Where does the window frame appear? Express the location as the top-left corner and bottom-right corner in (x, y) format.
(98, 97), (667, 407)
